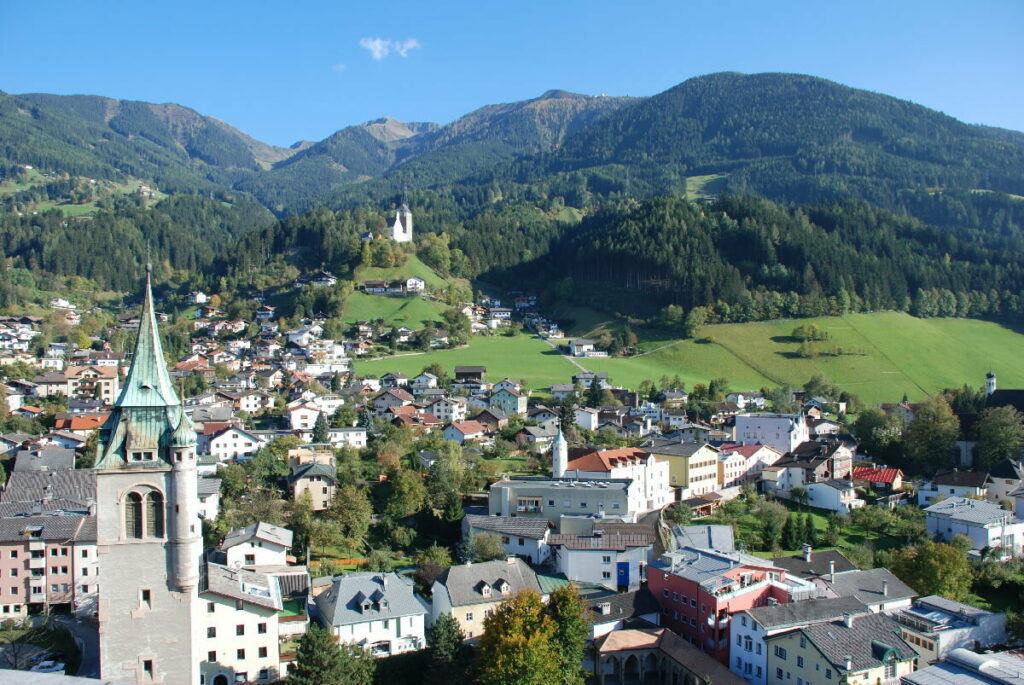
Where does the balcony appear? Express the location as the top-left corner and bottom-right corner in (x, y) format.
(516, 505), (541, 513)
(29, 556), (45, 570)
(28, 539), (45, 552)
(707, 613), (730, 629)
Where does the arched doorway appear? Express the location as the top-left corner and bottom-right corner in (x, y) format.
(212, 675), (229, 685)
(623, 654), (640, 682)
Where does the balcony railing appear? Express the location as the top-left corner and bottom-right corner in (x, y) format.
(516, 505), (541, 513)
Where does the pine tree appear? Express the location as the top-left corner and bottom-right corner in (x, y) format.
(289, 623), (375, 685)
(312, 411), (330, 444)
(428, 613), (467, 685)
(782, 514), (798, 550)
(803, 514), (816, 546)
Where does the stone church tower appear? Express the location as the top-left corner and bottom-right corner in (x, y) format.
(391, 202), (413, 243)
(96, 265), (202, 684)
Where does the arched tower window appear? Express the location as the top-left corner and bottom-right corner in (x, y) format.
(146, 491), (165, 538)
(125, 492), (143, 539)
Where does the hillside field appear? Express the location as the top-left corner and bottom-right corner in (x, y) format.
(354, 254), (455, 291)
(354, 313), (1024, 404)
(341, 292), (449, 328)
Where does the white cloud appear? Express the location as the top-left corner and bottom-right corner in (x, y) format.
(332, 63), (347, 72)
(359, 37), (421, 60)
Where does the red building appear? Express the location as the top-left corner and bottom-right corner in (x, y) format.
(648, 548), (817, 665)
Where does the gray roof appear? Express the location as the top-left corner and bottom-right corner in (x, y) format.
(913, 595), (996, 620)
(13, 447), (75, 472)
(0, 514), (89, 543)
(521, 425), (558, 439)
(931, 469), (989, 488)
(465, 515), (550, 539)
(436, 558), (542, 608)
(780, 611), (916, 673)
(0, 432), (36, 446)
(314, 572), (428, 627)
(201, 562), (283, 611)
(746, 596), (870, 630)
(289, 462), (337, 483)
(672, 524), (735, 553)
(655, 548), (779, 592)
(222, 521), (293, 551)
(925, 497), (1015, 525)
(825, 567), (916, 605)
(902, 648), (1024, 685)
(0, 470), (95, 516)
(197, 477), (221, 497)
(644, 441), (717, 457)
(548, 533), (654, 551)
(771, 549), (858, 578)
(585, 587), (660, 625)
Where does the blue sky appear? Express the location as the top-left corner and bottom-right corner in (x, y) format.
(2, 0), (1022, 146)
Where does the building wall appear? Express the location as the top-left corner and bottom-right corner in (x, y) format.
(926, 514), (1024, 555)
(488, 482), (632, 523)
(225, 540), (288, 568)
(200, 594), (280, 683)
(430, 583), (505, 639)
(729, 612), (770, 685)
(97, 468), (200, 685)
(293, 475), (335, 511)
(0, 540), (29, 615)
(327, 611), (426, 655)
(735, 414), (809, 455)
(557, 546), (647, 590)
(765, 629), (914, 685)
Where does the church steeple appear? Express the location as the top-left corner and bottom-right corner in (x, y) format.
(95, 265), (196, 469)
(115, 263), (180, 408)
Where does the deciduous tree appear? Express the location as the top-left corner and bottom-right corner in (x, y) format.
(477, 590), (560, 685)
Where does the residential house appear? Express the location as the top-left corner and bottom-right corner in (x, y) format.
(584, 588), (661, 641)
(374, 389), (414, 417)
(892, 595), (1006, 664)
(986, 458), (1023, 503)
(221, 522), (293, 568)
(474, 408), (509, 432)
(762, 611), (916, 685)
(463, 515), (551, 564)
(917, 469), (990, 505)
(761, 440), (855, 498)
(205, 426), (266, 461)
(643, 440), (720, 496)
(730, 596), (871, 685)
(852, 466), (905, 493)
(200, 563), (283, 685)
(924, 496), (1024, 558)
(198, 477), (221, 520)
(426, 397), (467, 424)
(443, 421), (487, 444)
(518, 425), (559, 452)
(574, 407), (600, 431)
(716, 444), (783, 486)
(824, 567), (916, 613)
(548, 525), (655, 590)
(313, 572), (428, 656)
(288, 455), (337, 512)
(431, 558), (542, 639)
(454, 366), (486, 385)
(569, 339), (595, 357)
(734, 413), (810, 455)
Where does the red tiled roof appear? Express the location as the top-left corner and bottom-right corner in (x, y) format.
(449, 420), (486, 435)
(566, 447), (650, 473)
(852, 466), (903, 484)
(54, 414), (109, 431)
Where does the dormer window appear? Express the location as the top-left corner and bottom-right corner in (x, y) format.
(362, 602), (372, 612)
(131, 451), (155, 462)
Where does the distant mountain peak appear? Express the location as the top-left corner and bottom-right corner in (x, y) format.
(534, 89), (585, 100)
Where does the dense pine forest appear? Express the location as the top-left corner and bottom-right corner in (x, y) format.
(3, 72), (1024, 328)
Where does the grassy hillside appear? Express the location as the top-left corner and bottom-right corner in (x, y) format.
(352, 313), (1024, 403)
(355, 334), (577, 389)
(354, 254), (455, 290)
(342, 292), (449, 328)
(590, 313), (1024, 403)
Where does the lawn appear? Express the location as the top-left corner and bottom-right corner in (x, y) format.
(354, 254), (457, 291)
(356, 334), (578, 391)
(341, 292), (449, 328)
(591, 313), (1024, 404)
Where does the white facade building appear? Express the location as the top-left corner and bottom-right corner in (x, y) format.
(734, 413), (809, 455)
(925, 496), (1024, 558)
(313, 572), (428, 656)
(221, 522), (293, 568)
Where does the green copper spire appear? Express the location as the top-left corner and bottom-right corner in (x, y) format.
(114, 263), (180, 408)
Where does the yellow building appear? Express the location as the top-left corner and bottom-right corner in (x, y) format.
(430, 558), (542, 639)
(644, 441), (720, 496)
(765, 612), (917, 685)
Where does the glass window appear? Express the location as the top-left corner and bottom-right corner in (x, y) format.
(146, 492), (164, 537)
(125, 492), (143, 538)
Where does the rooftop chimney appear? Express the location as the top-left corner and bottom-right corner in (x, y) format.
(882, 580), (888, 597)
(843, 612), (854, 628)
(829, 560), (835, 581)
(844, 655), (853, 671)
(803, 544), (812, 563)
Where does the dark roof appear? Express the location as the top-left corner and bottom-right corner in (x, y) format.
(13, 448), (75, 472)
(986, 389), (1024, 414)
(289, 462), (337, 483)
(314, 572), (427, 626)
(988, 459), (1023, 480)
(771, 550), (858, 578)
(931, 468), (989, 488)
(548, 533), (655, 551)
(0, 514), (89, 543)
(789, 612), (916, 673)
(0, 470), (96, 516)
(746, 596), (870, 629)
(454, 366), (486, 374)
(464, 515), (550, 539)
(585, 587), (660, 624)
(435, 558), (541, 607)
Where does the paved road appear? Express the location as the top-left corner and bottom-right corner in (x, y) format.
(52, 615), (98, 678)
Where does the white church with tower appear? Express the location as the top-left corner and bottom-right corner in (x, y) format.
(390, 202), (413, 243)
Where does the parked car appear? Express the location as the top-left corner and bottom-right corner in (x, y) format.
(29, 660), (65, 673)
